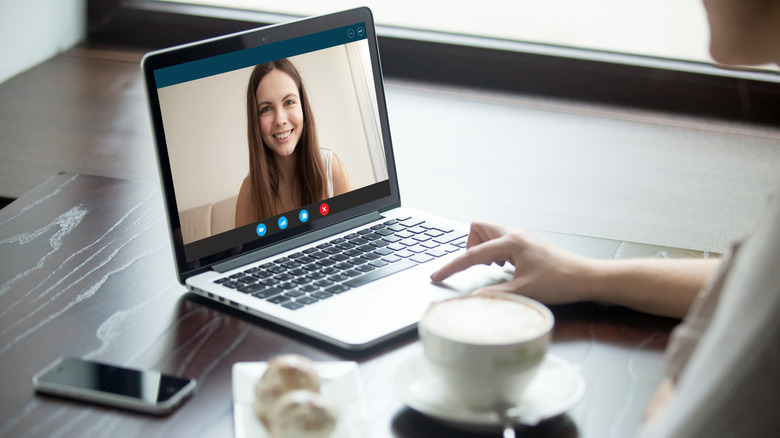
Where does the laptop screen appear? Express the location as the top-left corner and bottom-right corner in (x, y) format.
(143, 9), (399, 276)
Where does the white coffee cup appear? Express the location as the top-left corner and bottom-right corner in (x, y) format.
(419, 292), (554, 410)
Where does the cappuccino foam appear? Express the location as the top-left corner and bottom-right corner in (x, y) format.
(424, 296), (547, 344)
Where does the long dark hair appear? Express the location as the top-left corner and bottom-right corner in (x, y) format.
(245, 59), (325, 220)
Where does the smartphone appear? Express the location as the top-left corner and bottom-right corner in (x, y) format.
(33, 357), (197, 415)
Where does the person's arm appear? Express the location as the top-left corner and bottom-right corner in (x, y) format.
(330, 152), (352, 196)
(235, 176), (254, 228)
(582, 257), (718, 318)
(431, 222), (719, 319)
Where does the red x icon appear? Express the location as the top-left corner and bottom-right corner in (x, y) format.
(320, 203), (329, 216)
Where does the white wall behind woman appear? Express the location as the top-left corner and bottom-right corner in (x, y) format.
(0, 0), (86, 84)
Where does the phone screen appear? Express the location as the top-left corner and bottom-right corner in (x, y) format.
(34, 357), (196, 412)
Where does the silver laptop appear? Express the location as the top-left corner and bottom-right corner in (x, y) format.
(141, 7), (508, 350)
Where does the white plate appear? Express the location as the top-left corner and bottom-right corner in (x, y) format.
(232, 361), (368, 438)
(393, 353), (585, 431)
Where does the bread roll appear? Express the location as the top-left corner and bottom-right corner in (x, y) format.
(253, 354), (321, 426)
(267, 389), (338, 438)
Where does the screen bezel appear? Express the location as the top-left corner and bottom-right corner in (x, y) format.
(141, 7), (400, 281)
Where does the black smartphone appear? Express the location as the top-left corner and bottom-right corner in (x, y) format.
(32, 357), (197, 415)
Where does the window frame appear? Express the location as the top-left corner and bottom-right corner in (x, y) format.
(88, 0), (780, 126)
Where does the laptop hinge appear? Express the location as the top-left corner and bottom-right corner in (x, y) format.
(211, 211), (383, 274)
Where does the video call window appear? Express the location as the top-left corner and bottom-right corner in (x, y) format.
(156, 38), (388, 248)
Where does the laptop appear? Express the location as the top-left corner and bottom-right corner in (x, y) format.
(141, 7), (509, 350)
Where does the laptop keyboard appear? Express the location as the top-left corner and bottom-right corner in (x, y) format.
(213, 217), (467, 310)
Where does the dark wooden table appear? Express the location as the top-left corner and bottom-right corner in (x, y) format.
(0, 172), (678, 438)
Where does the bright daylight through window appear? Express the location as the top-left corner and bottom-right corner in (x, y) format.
(160, 0), (715, 64)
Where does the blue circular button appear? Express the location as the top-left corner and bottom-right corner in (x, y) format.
(256, 223), (267, 237)
(299, 209), (309, 223)
(278, 216), (288, 230)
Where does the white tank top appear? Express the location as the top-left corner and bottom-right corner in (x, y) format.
(320, 149), (333, 198)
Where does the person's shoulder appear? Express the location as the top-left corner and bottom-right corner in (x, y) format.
(237, 175), (251, 197)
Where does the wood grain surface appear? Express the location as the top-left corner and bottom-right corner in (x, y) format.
(0, 172), (678, 438)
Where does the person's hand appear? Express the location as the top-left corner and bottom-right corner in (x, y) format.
(430, 222), (594, 305)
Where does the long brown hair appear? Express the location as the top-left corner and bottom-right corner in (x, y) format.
(246, 59), (325, 220)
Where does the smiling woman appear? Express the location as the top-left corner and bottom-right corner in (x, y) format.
(235, 59), (353, 228)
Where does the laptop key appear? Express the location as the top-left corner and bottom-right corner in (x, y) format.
(369, 259), (389, 268)
(268, 295), (289, 304)
(424, 229), (445, 238)
(383, 254), (402, 263)
(395, 249), (415, 258)
(349, 237), (369, 246)
(396, 230), (414, 239)
(252, 287), (284, 299)
(381, 235), (401, 243)
(407, 245), (427, 254)
(347, 257), (367, 266)
(343, 259), (417, 288)
(387, 243), (406, 251)
(386, 224), (405, 232)
(266, 265), (287, 274)
(433, 231), (468, 244)
(400, 218), (425, 227)
(421, 222), (454, 233)
(426, 248), (448, 257)
(311, 291), (333, 300)
(237, 283), (266, 294)
(285, 290), (306, 298)
(306, 272), (326, 280)
(410, 253), (434, 264)
(297, 296), (319, 305)
(441, 243), (462, 253)
(282, 301), (304, 310)
(325, 284), (350, 294)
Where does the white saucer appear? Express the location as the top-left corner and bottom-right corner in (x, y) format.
(393, 353), (585, 431)
(232, 361), (368, 438)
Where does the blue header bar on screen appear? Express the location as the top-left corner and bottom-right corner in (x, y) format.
(154, 23), (367, 88)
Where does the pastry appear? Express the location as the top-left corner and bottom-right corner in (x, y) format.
(267, 389), (338, 438)
(253, 355), (321, 426)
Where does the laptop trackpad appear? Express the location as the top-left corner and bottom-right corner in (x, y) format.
(291, 264), (512, 348)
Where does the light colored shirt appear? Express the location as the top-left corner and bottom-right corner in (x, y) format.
(642, 188), (780, 437)
(320, 149), (333, 198)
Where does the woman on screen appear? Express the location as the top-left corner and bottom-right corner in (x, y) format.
(235, 59), (352, 228)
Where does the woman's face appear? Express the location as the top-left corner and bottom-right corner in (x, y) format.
(255, 69), (304, 158)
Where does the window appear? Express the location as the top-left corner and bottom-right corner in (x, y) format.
(89, 0), (780, 125)
(160, 0), (714, 65)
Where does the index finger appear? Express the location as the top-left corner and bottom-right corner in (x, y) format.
(430, 237), (513, 282)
